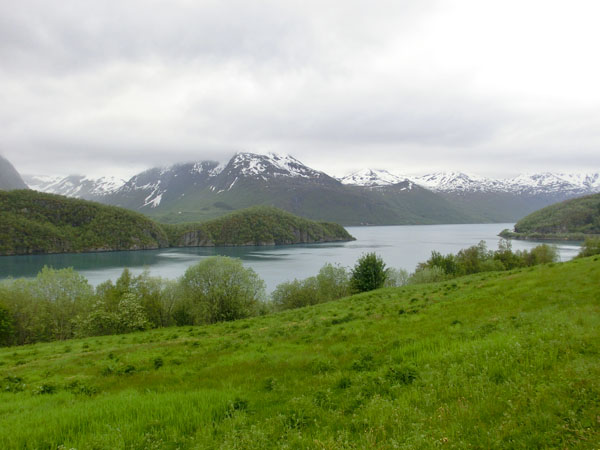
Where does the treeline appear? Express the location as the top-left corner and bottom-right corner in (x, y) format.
(2, 240), (598, 347)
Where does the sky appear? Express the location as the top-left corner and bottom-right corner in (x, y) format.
(1, 0), (599, 180)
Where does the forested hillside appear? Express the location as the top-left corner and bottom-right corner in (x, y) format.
(501, 193), (600, 239)
(0, 190), (169, 255)
(0, 191), (353, 255)
(165, 206), (353, 246)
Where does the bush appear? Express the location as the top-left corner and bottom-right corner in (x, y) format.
(578, 237), (600, 258)
(523, 244), (558, 266)
(271, 263), (350, 311)
(408, 266), (447, 285)
(384, 268), (409, 287)
(350, 253), (387, 293)
(180, 257), (265, 324)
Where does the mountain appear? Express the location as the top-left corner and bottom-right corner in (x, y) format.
(0, 190), (354, 255)
(500, 192), (600, 240)
(30, 153), (599, 225)
(339, 168), (408, 186)
(0, 155), (28, 190)
(410, 171), (507, 193)
(403, 171), (600, 222)
(408, 171), (600, 196)
(24, 174), (125, 201)
(101, 153), (477, 225)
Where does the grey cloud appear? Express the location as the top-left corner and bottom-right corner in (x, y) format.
(0, 0), (598, 179)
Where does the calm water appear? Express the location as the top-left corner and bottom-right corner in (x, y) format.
(0, 224), (582, 292)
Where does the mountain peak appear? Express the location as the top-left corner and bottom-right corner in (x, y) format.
(340, 168), (407, 186)
(228, 152), (326, 180)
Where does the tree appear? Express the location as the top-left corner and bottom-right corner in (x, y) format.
(316, 263), (350, 301)
(33, 267), (94, 340)
(180, 257), (265, 324)
(350, 253), (387, 293)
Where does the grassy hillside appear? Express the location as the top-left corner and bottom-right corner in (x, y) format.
(165, 206), (354, 246)
(0, 191), (353, 255)
(1, 257), (598, 448)
(501, 193), (600, 240)
(0, 190), (169, 255)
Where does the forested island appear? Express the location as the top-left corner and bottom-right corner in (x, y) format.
(0, 190), (354, 256)
(500, 192), (600, 240)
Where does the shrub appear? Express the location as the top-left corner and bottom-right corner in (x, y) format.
(180, 257), (265, 324)
(408, 266), (447, 285)
(350, 253), (387, 293)
(271, 263), (350, 311)
(384, 268), (409, 287)
(578, 237), (600, 258)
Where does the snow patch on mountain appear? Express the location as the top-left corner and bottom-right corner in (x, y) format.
(410, 171), (506, 193)
(24, 174), (125, 198)
(340, 169), (408, 186)
(229, 153), (327, 180)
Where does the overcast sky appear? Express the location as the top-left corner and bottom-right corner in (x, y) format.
(1, 0), (599, 179)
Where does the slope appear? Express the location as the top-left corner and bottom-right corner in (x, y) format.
(0, 190), (169, 255)
(0, 191), (354, 255)
(0, 155), (28, 190)
(501, 192), (600, 239)
(1, 257), (598, 448)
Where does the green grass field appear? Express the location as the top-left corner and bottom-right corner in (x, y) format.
(1, 257), (599, 449)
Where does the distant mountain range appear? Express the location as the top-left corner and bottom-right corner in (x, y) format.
(15, 152), (600, 225)
(340, 168), (600, 195)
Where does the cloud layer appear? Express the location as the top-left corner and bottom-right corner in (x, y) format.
(1, 0), (599, 178)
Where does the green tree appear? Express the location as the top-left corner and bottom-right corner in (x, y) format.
(33, 267), (94, 340)
(316, 263), (350, 301)
(180, 257), (265, 324)
(350, 253), (387, 293)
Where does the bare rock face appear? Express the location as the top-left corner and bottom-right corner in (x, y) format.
(177, 230), (215, 247)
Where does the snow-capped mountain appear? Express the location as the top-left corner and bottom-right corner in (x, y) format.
(25, 152), (600, 224)
(227, 153), (327, 181)
(24, 174), (125, 200)
(409, 171), (507, 193)
(339, 169), (408, 186)
(209, 152), (337, 192)
(505, 172), (600, 195)
(109, 160), (222, 209)
(351, 170), (600, 196)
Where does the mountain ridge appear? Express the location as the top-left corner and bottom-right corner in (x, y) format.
(25, 153), (600, 225)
